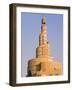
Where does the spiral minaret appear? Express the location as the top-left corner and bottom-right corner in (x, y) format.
(27, 16), (62, 77)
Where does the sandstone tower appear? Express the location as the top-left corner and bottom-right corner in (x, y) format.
(27, 16), (62, 76)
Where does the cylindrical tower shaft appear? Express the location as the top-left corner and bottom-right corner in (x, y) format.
(36, 16), (49, 58)
(39, 16), (48, 46)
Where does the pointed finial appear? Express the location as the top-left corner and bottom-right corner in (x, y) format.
(42, 16), (46, 24)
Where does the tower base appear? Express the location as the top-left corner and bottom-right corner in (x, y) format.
(27, 57), (62, 77)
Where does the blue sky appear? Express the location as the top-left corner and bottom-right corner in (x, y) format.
(21, 12), (63, 77)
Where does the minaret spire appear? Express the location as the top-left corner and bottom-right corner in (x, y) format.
(36, 16), (48, 58)
(39, 16), (48, 46)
